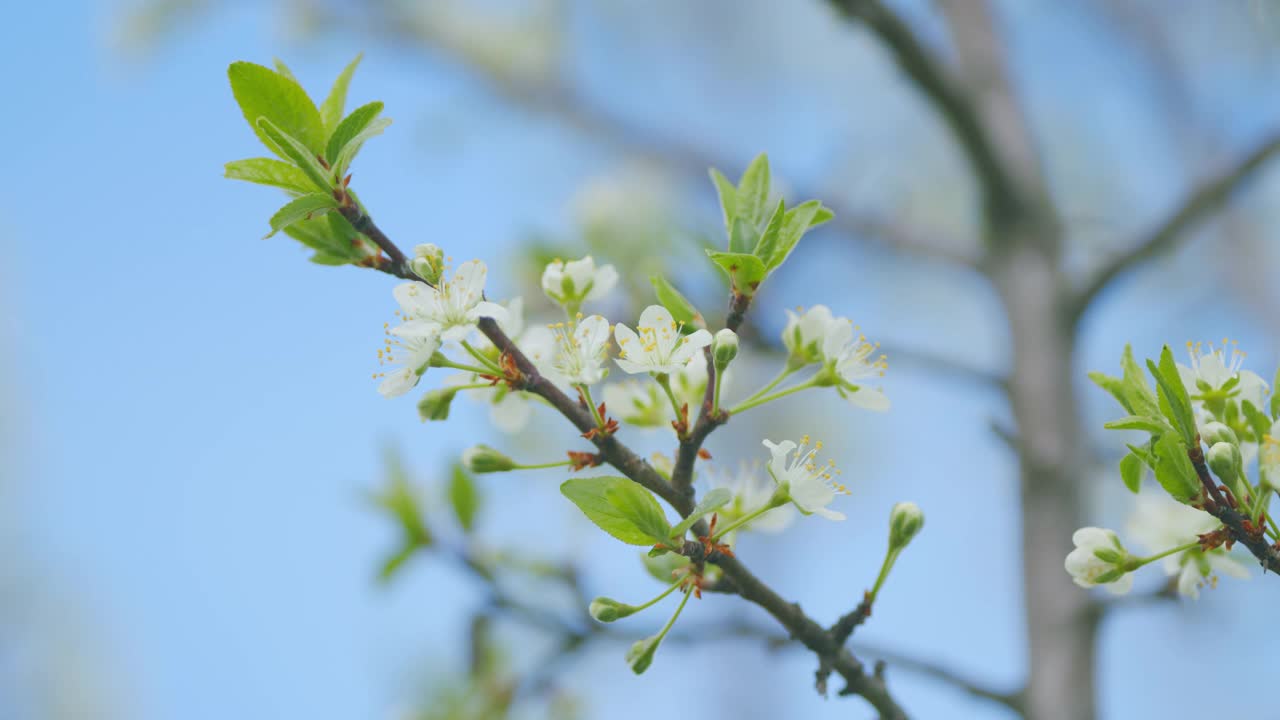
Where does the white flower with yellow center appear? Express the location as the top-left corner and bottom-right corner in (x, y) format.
(783, 305), (839, 365)
(541, 256), (619, 309)
(762, 436), (848, 521)
(374, 322), (441, 398)
(705, 463), (796, 534)
(1064, 528), (1133, 594)
(1178, 339), (1269, 410)
(393, 260), (508, 342)
(820, 319), (890, 412)
(613, 305), (713, 375)
(550, 314), (611, 386)
(1126, 490), (1248, 600)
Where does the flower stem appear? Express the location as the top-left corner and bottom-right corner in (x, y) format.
(1134, 540), (1201, 568)
(580, 384), (606, 428)
(740, 366), (796, 404)
(434, 359), (495, 375)
(868, 548), (902, 605)
(711, 500), (785, 541)
(655, 373), (684, 424)
(632, 578), (685, 614)
(654, 586), (693, 643)
(729, 379), (816, 415)
(460, 340), (501, 373)
(512, 459), (574, 470)
(712, 363), (725, 415)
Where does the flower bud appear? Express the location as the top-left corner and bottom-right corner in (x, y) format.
(1207, 441), (1240, 480)
(1202, 421), (1238, 447)
(1064, 527), (1133, 594)
(461, 444), (516, 473)
(712, 328), (739, 372)
(589, 597), (638, 623)
(410, 243), (445, 285)
(625, 635), (660, 675)
(417, 387), (458, 421)
(888, 501), (924, 552)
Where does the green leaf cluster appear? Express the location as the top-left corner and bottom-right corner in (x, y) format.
(1092, 345), (1202, 501)
(706, 154), (833, 296)
(225, 55), (392, 265)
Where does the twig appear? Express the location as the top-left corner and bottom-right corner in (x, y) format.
(1070, 134), (1280, 323)
(1187, 444), (1280, 574)
(852, 641), (1025, 713)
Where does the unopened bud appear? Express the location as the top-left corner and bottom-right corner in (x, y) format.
(410, 243), (445, 284)
(461, 444), (516, 473)
(1202, 421), (1238, 447)
(713, 328), (739, 372)
(1207, 441), (1240, 479)
(888, 501), (925, 552)
(417, 387), (458, 421)
(589, 596), (638, 623)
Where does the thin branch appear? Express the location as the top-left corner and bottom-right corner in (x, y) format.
(335, 194), (416, 279)
(827, 0), (1024, 228)
(1187, 444), (1280, 574)
(852, 641), (1025, 713)
(1070, 134), (1280, 323)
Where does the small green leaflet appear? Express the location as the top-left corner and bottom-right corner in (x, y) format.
(668, 487), (732, 539)
(266, 193), (338, 238)
(228, 61), (326, 157)
(325, 101), (384, 166)
(561, 477), (671, 546)
(224, 157), (315, 195)
(649, 274), (702, 328)
(256, 117), (334, 192)
(320, 53), (364, 135)
(706, 251), (766, 295)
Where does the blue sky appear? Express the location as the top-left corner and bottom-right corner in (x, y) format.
(4, 1), (1280, 719)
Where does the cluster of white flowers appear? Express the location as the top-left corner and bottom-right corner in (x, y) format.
(784, 305), (889, 411)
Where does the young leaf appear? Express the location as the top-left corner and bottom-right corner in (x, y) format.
(1272, 366), (1280, 420)
(449, 464), (481, 533)
(265, 193), (338, 238)
(224, 157), (315, 195)
(708, 168), (737, 237)
(736, 153), (771, 228)
(320, 53), (364, 134)
(1119, 345), (1159, 417)
(604, 484), (671, 543)
(371, 448), (431, 546)
(256, 117), (334, 192)
(1119, 452), (1144, 494)
(561, 477), (670, 545)
(751, 199), (787, 265)
(728, 216), (760, 255)
(763, 200), (827, 271)
(325, 101), (384, 165)
(228, 61), (326, 157)
(377, 543), (420, 584)
(272, 57), (298, 82)
(641, 551), (690, 584)
(1153, 432), (1202, 503)
(1088, 370), (1130, 413)
(1147, 346), (1195, 444)
(668, 487), (732, 539)
(1102, 415), (1173, 434)
(332, 117), (392, 180)
(649, 274), (703, 328)
(706, 251), (767, 295)
(1241, 400), (1271, 444)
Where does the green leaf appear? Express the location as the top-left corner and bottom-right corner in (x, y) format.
(1153, 432), (1201, 503)
(377, 543), (420, 584)
(224, 157), (315, 194)
(706, 250), (767, 295)
(1272, 366), (1280, 420)
(1088, 371), (1129, 412)
(372, 448), (431, 546)
(1119, 452), (1144, 493)
(708, 168), (737, 237)
(1120, 345), (1160, 417)
(320, 53), (363, 135)
(332, 116), (392, 180)
(642, 551), (690, 584)
(668, 487), (732, 539)
(449, 464), (481, 533)
(256, 117), (334, 191)
(561, 477), (670, 545)
(1103, 415), (1173, 434)
(325, 100), (384, 165)
(1241, 400), (1271, 444)
(752, 199), (787, 265)
(1126, 441), (1156, 468)
(763, 200), (827, 271)
(1147, 346), (1196, 444)
(272, 57), (298, 82)
(265, 193), (338, 238)
(649, 274), (703, 327)
(728, 216), (760, 254)
(228, 61), (326, 157)
(281, 212), (363, 264)
(736, 153), (771, 228)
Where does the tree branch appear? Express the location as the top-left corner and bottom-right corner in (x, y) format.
(852, 641), (1025, 713)
(827, 0), (1024, 228)
(1187, 444), (1280, 574)
(1070, 134), (1280, 323)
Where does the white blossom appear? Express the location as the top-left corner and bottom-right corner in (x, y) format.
(393, 260), (507, 342)
(1064, 528), (1133, 594)
(550, 314), (611, 385)
(705, 463), (796, 534)
(783, 305), (839, 364)
(1126, 490), (1248, 600)
(820, 319), (890, 412)
(541, 256), (618, 307)
(375, 322), (441, 398)
(762, 436), (848, 521)
(1178, 340), (1269, 410)
(613, 305), (713, 375)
